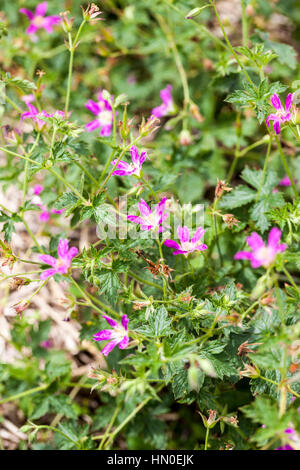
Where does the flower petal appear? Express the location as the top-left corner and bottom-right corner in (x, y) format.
(93, 330), (113, 341)
(101, 340), (118, 356)
(273, 120), (281, 134)
(267, 227), (282, 249)
(118, 335), (129, 350)
(26, 24), (38, 35)
(177, 225), (189, 243)
(163, 239), (180, 250)
(35, 2), (48, 16)
(85, 100), (101, 115)
(130, 145), (140, 166)
(121, 314), (129, 330)
(195, 243), (208, 251)
(85, 119), (100, 132)
(234, 251), (253, 261)
(39, 254), (57, 267)
(285, 93), (293, 112)
(246, 232), (264, 251)
(270, 93), (283, 111)
(191, 227), (205, 243)
(57, 239), (69, 258)
(40, 268), (57, 280)
(19, 8), (34, 20)
(139, 151), (147, 166)
(100, 124), (112, 136)
(138, 199), (151, 217)
(127, 215), (144, 224)
(102, 315), (118, 328)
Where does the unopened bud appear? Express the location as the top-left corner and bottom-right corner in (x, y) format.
(179, 129), (192, 146)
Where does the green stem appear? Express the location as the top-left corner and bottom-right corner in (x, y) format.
(281, 267), (300, 294)
(128, 270), (164, 292)
(103, 393), (159, 449)
(21, 216), (44, 253)
(5, 94), (23, 113)
(65, 20), (86, 117)
(209, 0), (254, 87)
(74, 159), (99, 186)
(256, 136), (272, 201)
(227, 113), (241, 182)
(0, 384), (49, 405)
(237, 135), (269, 157)
(204, 426), (210, 450)
(140, 176), (159, 202)
(241, 0), (248, 48)
(98, 404), (121, 450)
(98, 149), (116, 186)
(48, 167), (89, 205)
(274, 135), (298, 198)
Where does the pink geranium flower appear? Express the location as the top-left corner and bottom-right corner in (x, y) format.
(20, 2), (60, 40)
(39, 239), (78, 280)
(128, 198), (168, 232)
(21, 104), (50, 130)
(38, 205), (64, 222)
(276, 427), (300, 450)
(234, 227), (287, 268)
(112, 145), (147, 177)
(152, 85), (175, 118)
(93, 315), (129, 356)
(85, 92), (114, 136)
(33, 184), (44, 195)
(266, 93), (293, 135)
(21, 94), (35, 104)
(164, 226), (207, 256)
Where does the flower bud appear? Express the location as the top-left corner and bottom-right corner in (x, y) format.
(179, 129), (192, 146)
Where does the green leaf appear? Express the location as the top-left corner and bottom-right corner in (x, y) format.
(148, 306), (172, 337)
(97, 270), (121, 303)
(219, 185), (256, 209)
(54, 192), (78, 210)
(5, 75), (37, 92)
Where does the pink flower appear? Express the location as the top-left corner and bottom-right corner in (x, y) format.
(276, 427), (300, 450)
(33, 184), (44, 195)
(40, 339), (52, 349)
(85, 91), (114, 136)
(279, 175), (297, 187)
(21, 104), (50, 130)
(128, 198), (168, 232)
(93, 315), (129, 356)
(21, 105), (65, 129)
(266, 93), (293, 135)
(19, 2), (60, 40)
(164, 225), (207, 256)
(39, 239), (78, 280)
(234, 227), (287, 268)
(152, 85), (175, 118)
(38, 205), (64, 222)
(112, 145), (147, 177)
(21, 94), (35, 104)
